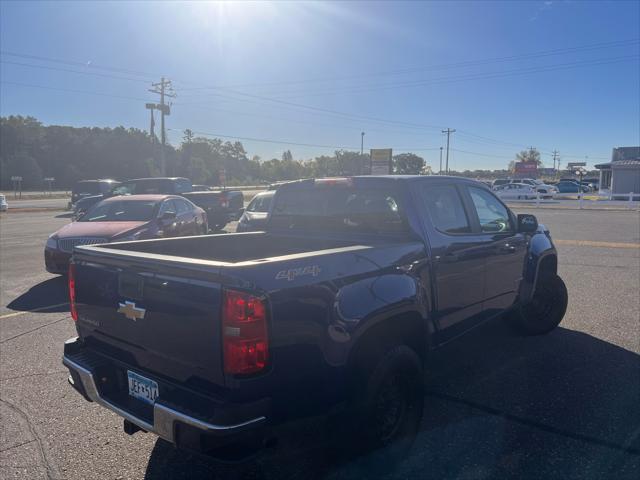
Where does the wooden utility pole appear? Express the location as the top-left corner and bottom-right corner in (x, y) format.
(441, 128), (456, 174)
(148, 78), (176, 176)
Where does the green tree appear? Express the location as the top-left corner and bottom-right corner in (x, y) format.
(393, 153), (425, 174)
(282, 150), (293, 162)
(515, 148), (542, 166)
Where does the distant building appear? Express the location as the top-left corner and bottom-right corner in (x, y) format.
(595, 147), (640, 199)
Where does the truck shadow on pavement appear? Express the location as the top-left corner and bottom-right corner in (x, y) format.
(6, 276), (68, 312)
(144, 319), (640, 480)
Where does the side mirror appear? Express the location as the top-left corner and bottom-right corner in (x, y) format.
(159, 211), (176, 221)
(517, 214), (538, 233)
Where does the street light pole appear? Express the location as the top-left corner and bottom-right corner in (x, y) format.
(361, 132), (365, 155)
(439, 147), (443, 175)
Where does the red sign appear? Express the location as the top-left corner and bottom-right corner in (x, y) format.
(514, 162), (538, 175)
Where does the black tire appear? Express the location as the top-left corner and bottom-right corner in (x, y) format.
(508, 274), (568, 335)
(334, 345), (424, 469)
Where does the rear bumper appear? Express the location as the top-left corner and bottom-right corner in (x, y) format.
(62, 337), (269, 450)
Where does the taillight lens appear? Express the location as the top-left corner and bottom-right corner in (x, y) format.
(222, 289), (268, 375)
(68, 263), (78, 321)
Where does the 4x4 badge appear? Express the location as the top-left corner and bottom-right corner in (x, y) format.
(275, 265), (321, 281)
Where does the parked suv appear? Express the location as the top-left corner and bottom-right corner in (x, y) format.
(69, 179), (120, 210)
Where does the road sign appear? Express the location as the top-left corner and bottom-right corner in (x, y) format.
(370, 149), (392, 175)
(10, 176), (22, 181)
(567, 162), (586, 168)
(514, 162), (538, 175)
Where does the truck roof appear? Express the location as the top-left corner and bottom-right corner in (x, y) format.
(276, 175), (486, 189)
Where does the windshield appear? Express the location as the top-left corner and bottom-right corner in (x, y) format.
(80, 200), (158, 222)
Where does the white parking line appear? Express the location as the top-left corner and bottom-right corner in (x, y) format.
(0, 303), (69, 320)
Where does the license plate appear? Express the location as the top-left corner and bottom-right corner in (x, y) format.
(127, 370), (159, 405)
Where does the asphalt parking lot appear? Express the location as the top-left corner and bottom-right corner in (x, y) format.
(0, 207), (639, 479)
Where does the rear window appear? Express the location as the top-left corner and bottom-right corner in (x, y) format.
(112, 179), (175, 195)
(270, 187), (407, 234)
(72, 181), (101, 195)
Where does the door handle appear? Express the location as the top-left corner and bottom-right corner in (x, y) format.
(441, 252), (460, 263)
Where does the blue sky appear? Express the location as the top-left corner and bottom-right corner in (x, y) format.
(1, 0), (639, 170)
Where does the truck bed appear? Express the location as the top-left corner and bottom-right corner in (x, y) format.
(100, 232), (364, 264)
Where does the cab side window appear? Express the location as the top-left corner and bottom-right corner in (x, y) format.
(417, 185), (471, 235)
(468, 187), (513, 233)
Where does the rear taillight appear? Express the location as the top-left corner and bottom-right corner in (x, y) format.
(222, 289), (268, 375)
(68, 263), (78, 321)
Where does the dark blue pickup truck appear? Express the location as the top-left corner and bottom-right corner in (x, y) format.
(62, 176), (567, 461)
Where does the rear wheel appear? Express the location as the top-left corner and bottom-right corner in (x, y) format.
(333, 345), (424, 469)
(508, 274), (568, 335)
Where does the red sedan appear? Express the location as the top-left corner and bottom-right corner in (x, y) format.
(45, 195), (207, 274)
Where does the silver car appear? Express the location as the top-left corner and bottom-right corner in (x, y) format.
(494, 183), (538, 200)
(0, 194), (8, 212)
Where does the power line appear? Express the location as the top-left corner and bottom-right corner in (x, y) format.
(0, 80), (607, 162)
(2, 51), (618, 163)
(168, 128), (361, 150)
(451, 148), (514, 159)
(168, 128), (442, 153)
(0, 80), (151, 102)
(176, 38), (639, 91)
(270, 55), (640, 99)
(0, 59), (152, 84)
(0, 50), (158, 79)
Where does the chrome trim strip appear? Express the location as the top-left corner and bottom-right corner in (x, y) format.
(63, 356), (266, 443)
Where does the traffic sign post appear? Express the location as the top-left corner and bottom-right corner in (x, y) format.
(571, 166), (588, 209)
(369, 149), (393, 175)
(219, 167), (226, 189)
(44, 177), (55, 196)
(10, 176), (23, 199)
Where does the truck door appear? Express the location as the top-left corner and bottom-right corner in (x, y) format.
(464, 186), (528, 316)
(414, 183), (489, 342)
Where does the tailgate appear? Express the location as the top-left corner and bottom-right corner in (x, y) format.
(73, 250), (226, 389)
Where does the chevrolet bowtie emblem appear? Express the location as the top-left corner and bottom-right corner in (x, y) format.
(117, 301), (146, 321)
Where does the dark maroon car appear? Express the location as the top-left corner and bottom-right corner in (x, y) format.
(45, 195), (207, 274)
